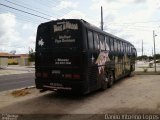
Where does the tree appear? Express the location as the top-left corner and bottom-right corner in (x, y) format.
(28, 48), (35, 62)
(136, 55), (148, 60)
(153, 54), (160, 59)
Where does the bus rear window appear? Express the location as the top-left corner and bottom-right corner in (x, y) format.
(52, 21), (80, 48)
(36, 21), (81, 49)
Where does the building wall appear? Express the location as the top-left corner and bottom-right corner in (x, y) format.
(8, 58), (19, 64)
(0, 58), (8, 66)
(18, 58), (29, 66)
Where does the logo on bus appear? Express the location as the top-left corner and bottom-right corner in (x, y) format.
(53, 22), (78, 32)
(38, 37), (44, 46)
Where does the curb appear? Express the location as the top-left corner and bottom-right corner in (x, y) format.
(135, 72), (160, 75)
(14, 86), (36, 91)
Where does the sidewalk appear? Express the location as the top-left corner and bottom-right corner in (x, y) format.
(135, 61), (160, 75)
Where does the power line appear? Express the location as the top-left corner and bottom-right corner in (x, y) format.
(0, 8), (44, 24)
(3, 0), (54, 18)
(0, 3), (51, 20)
(105, 20), (160, 25)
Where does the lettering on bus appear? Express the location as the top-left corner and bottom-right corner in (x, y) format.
(55, 58), (71, 65)
(55, 35), (76, 44)
(53, 22), (78, 32)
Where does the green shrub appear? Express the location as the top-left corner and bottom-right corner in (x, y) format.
(8, 62), (18, 65)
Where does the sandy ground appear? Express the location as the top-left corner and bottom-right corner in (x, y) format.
(0, 75), (160, 115)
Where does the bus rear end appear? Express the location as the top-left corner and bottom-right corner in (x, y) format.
(35, 19), (86, 93)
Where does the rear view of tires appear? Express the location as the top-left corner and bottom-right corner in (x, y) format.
(101, 76), (108, 90)
(101, 71), (114, 90)
(107, 71), (114, 88)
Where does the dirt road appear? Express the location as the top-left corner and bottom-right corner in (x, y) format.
(0, 75), (160, 119)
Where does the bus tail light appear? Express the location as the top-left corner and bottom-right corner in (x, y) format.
(42, 72), (48, 78)
(73, 74), (80, 79)
(65, 74), (72, 79)
(36, 72), (41, 77)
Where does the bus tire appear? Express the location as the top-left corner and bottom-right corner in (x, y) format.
(107, 71), (114, 88)
(101, 76), (108, 90)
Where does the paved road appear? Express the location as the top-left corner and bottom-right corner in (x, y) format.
(0, 73), (35, 92)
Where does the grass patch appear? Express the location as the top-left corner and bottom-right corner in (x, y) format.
(11, 89), (30, 97)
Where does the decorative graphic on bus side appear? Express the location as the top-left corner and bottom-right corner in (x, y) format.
(96, 51), (110, 74)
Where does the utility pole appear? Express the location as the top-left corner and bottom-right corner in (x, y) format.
(153, 30), (157, 72)
(101, 6), (103, 30)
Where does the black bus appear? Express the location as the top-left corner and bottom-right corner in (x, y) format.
(35, 19), (137, 94)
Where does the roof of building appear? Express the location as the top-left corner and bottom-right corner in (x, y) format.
(0, 52), (28, 57)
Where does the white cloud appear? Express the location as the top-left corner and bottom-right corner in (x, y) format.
(61, 10), (86, 19)
(53, 0), (78, 11)
(0, 13), (20, 53)
(90, 0), (160, 56)
(0, 13), (36, 54)
(61, 10), (100, 27)
(22, 23), (33, 30)
(0, 0), (159, 56)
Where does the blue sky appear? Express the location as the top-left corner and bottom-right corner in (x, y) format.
(0, 0), (160, 56)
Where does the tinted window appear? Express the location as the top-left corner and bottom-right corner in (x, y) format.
(94, 33), (99, 50)
(114, 39), (118, 52)
(99, 34), (105, 50)
(52, 21), (80, 48)
(105, 36), (110, 51)
(110, 38), (114, 51)
(87, 31), (94, 49)
(120, 41), (123, 52)
(117, 41), (120, 52)
(123, 43), (126, 52)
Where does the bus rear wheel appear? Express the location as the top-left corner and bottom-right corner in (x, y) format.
(101, 76), (108, 90)
(107, 71), (114, 88)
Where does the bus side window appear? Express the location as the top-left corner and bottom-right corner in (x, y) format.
(94, 32), (99, 50)
(114, 39), (117, 52)
(118, 41), (121, 52)
(123, 43), (126, 53)
(87, 30), (94, 49)
(127, 45), (129, 53)
(119, 41), (121, 52)
(105, 36), (110, 51)
(128, 46), (130, 53)
(120, 41), (123, 52)
(110, 37), (114, 52)
(99, 34), (105, 50)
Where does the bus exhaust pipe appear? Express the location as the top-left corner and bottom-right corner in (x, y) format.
(40, 89), (47, 93)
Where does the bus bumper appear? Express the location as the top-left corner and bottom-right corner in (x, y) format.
(35, 78), (87, 94)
